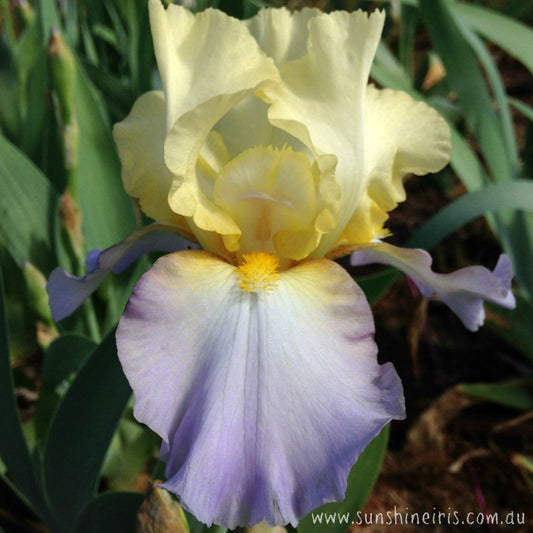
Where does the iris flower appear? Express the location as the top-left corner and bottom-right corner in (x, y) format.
(47, 1), (515, 529)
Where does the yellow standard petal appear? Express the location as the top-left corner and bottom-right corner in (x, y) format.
(335, 86), (452, 248)
(259, 9), (386, 257)
(148, 1), (280, 241)
(149, 0), (277, 131)
(245, 7), (321, 67)
(214, 146), (336, 263)
(112, 91), (195, 241)
(213, 7), (325, 172)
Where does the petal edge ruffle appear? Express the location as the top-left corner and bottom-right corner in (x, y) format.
(116, 251), (404, 528)
(337, 86), (452, 247)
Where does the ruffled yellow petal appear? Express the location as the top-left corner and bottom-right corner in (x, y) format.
(149, 1), (275, 131)
(173, 130), (233, 260)
(214, 96), (310, 162)
(245, 7), (321, 67)
(335, 86), (452, 248)
(165, 100), (244, 236)
(122, 5), (451, 264)
(214, 8), (322, 161)
(149, 1), (279, 239)
(214, 146), (338, 263)
(184, 215), (234, 264)
(259, 10), (385, 257)
(112, 91), (195, 241)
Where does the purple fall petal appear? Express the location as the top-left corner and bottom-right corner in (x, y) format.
(351, 242), (515, 331)
(116, 251), (404, 528)
(46, 224), (193, 322)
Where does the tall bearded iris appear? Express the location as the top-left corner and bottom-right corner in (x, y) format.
(47, 1), (515, 529)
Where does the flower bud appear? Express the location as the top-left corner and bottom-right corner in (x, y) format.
(11, 0), (34, 36)
(48, 27), (79, 184)
(136, 484), (189, 533)
(23, 261), (53, 325)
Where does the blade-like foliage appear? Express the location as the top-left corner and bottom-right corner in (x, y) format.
(43, 331), (131, 533)
(0, 134), (59, 275)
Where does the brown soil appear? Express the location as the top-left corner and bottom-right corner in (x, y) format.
(348, 174), (533, 532)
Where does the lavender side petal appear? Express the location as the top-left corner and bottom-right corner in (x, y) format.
(351, 242), (515, 331)
(47, 224), (194, 322)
